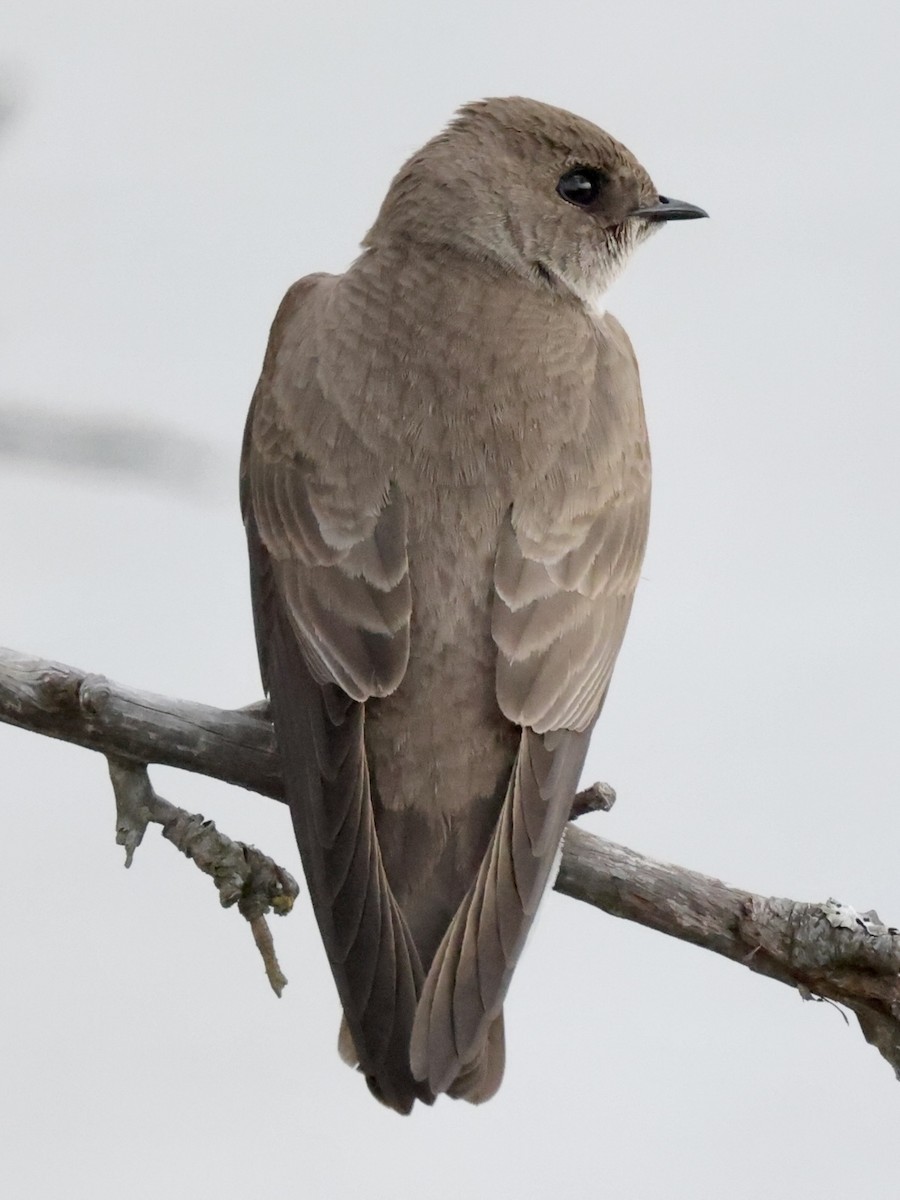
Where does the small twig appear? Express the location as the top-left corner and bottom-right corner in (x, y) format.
(249, 915), (289, 997)
(109, 753), (154, 867)
(570, 780), (616, 819)
(105, 755), (299, 996)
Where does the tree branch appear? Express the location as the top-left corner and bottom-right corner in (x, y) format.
(106, 754), (298, 995)
(0, 647), (283, 796)
(558, 830), (900, 1076)
(2, 645), (899, 1078)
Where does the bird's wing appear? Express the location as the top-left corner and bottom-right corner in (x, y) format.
(412, 314), (651, 1097)
(241, 276), (428, 1112)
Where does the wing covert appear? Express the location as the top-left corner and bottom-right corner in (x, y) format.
(241, 275), (411, 701)
(492, 314), (652, 734)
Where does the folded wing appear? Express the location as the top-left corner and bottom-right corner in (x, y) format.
(411, 314), (652, 1096)
(241, 276), (428, 1112)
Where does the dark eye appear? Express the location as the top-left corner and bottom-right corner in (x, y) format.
(557, 166), (607, 208)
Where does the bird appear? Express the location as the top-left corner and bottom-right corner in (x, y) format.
(240, 96), (706, 1113)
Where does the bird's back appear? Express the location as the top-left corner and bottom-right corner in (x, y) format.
(315, 244), (649, 1096)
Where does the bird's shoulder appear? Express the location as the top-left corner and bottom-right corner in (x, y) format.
(590, 309), (640, 374)
(266, 271), (336, 348)
(242, 273), (333, 457)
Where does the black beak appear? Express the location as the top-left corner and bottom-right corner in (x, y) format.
(631, 195), (709, 222)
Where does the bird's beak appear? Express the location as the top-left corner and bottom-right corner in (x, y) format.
(630, 195), (709, 222)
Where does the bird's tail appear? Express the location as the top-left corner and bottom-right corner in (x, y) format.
(338, 1009), (505, 1105)
(445, 1010), (506, 1103)
(409, 727), (589, 1097)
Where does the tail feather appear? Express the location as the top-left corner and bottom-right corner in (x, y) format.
(447, 1012), (506, 1105)
(410, 727), (589, 1096)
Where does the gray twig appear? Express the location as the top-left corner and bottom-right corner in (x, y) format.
(105, 753), (298, 996)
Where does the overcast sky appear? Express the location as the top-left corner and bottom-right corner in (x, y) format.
(2, 2), (899, 1197)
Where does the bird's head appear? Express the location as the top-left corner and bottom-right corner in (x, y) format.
(365, 96), (707, 310)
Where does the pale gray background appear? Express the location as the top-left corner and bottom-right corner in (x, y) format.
(2, 2), (898, 1196)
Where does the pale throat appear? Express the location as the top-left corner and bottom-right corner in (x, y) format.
(559, 227), (643, 319)
(571, 279), (611, 319)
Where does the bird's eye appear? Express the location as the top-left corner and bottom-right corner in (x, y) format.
(557, 166), (607, 208)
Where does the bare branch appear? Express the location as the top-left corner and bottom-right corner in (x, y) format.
(105, 753), (298, 995)
(559, 829), (900, 1077)
(3, 645), (899, 1077)
(0, 647), (282, 797)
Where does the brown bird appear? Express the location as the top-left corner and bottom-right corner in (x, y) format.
(240, 96), (706, 1113)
